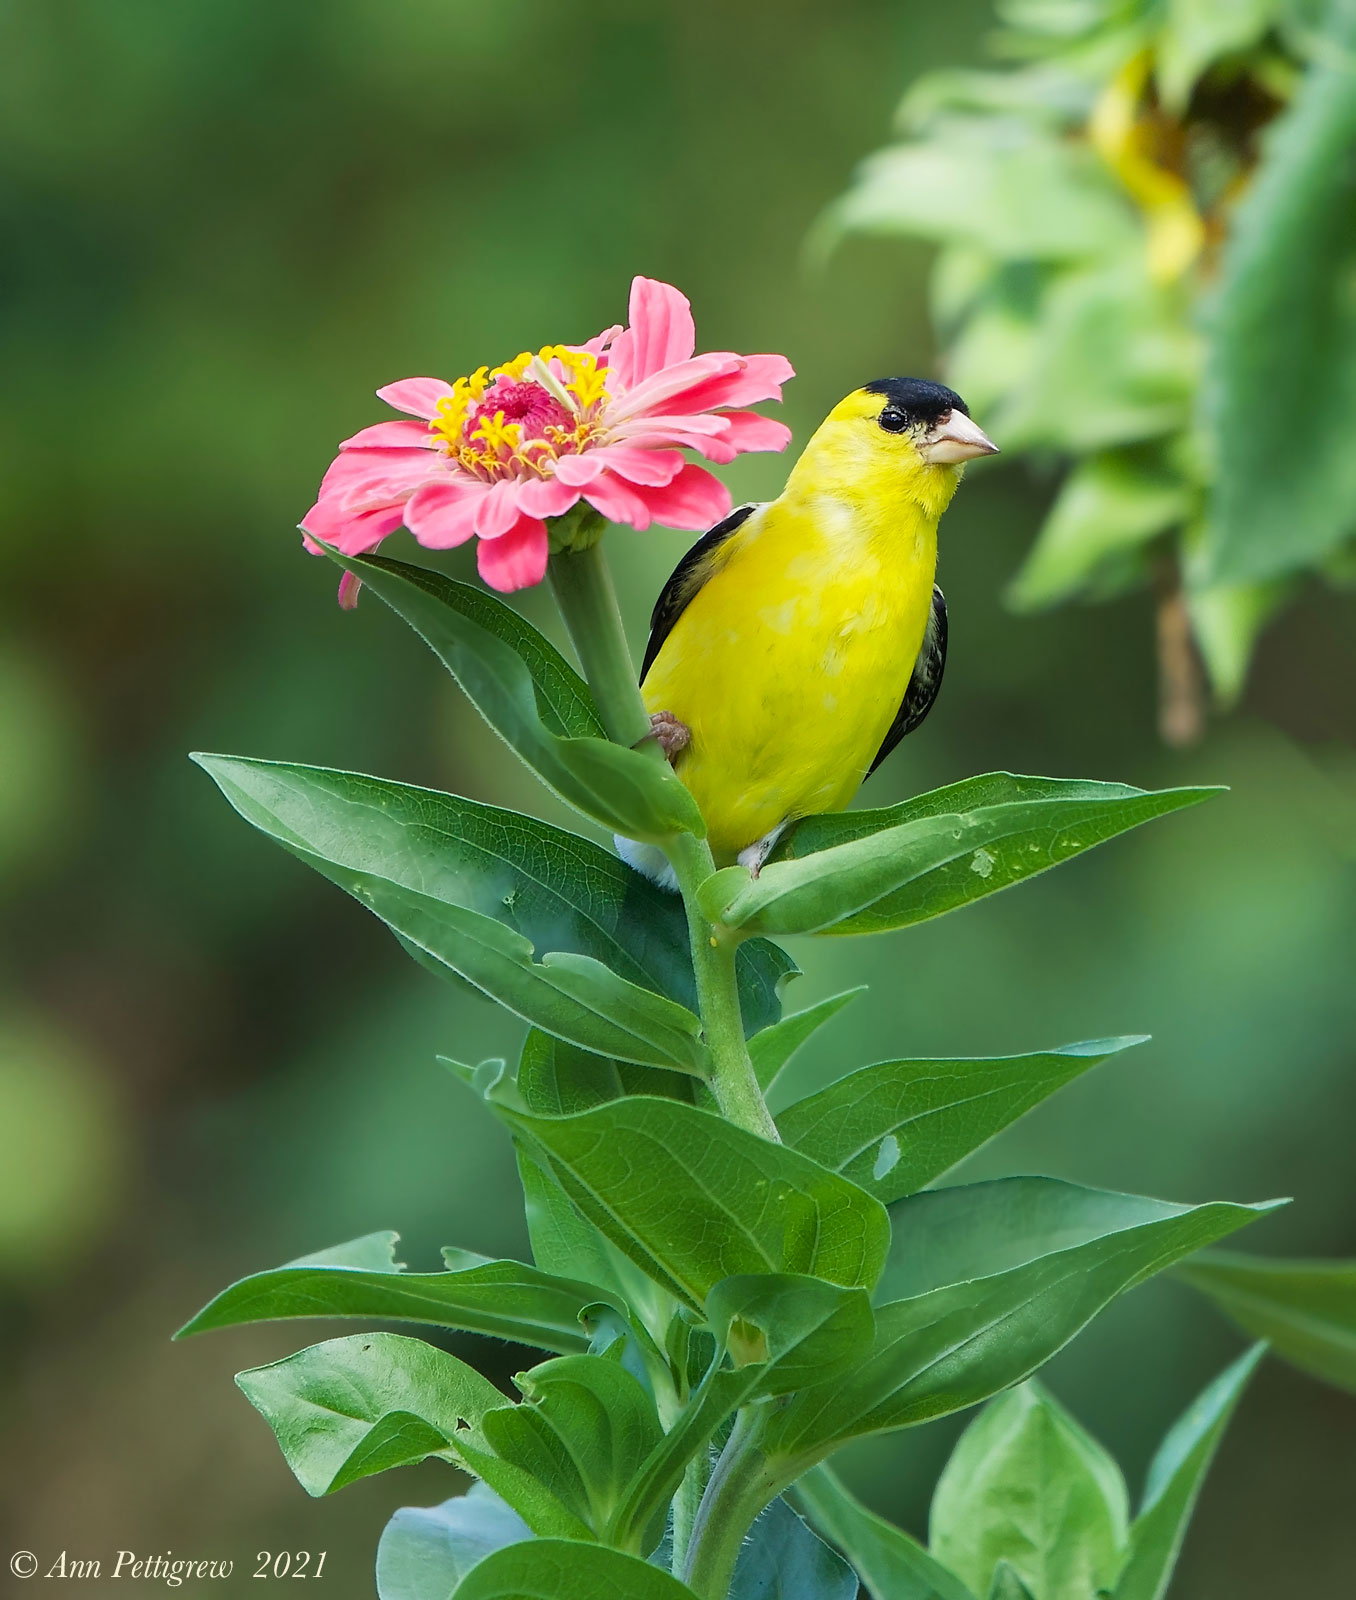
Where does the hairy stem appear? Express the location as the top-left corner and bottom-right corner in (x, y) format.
(546, 537), (779, 1143)
(682, 1406), (779, 1599)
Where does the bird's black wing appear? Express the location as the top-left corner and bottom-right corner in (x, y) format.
(639, 502), (760, 681)
(867, 583), (948, 776)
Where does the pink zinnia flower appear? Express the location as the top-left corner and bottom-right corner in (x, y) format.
(301, 276), (794, 597)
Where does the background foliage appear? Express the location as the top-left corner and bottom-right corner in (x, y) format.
(0, 0), (1354, 1593)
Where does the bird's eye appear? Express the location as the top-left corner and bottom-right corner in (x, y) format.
(878, 407), (909, 433)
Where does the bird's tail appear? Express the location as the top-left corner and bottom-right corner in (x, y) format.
(613, 835), (681, 893)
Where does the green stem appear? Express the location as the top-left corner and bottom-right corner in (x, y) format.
(681, 1406), (779, 1599)
(546, 536), (778, 1144)
(669, 834), (780, 1142)
(670, 1443), (713, 1576)
(547, 540), (656, 749)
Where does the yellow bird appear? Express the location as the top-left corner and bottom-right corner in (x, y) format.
(620, 378), (997, 884)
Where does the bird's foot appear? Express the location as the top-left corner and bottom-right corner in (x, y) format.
(737, 822), (790, 879)
(644, 710), (691, 762)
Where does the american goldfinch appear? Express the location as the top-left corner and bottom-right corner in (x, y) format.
(619, 378), (996, 885)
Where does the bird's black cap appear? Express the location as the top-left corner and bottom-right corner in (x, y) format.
(863, 377), (969, 421)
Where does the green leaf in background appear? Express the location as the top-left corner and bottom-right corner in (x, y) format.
(1113, 1342), (1265, 1600)
(995, 264), (1198, 455)
(730, 1495), (860, 1600)
(1177, 1251), (1356, 1391)
(453, 1539), (698, 1600)
(327, 550), (704, 841)
(176, 1230), (602, 1354)
(469, 1353), (664, 1548)
(929, 1381), (1129, 1600)
(1153, 0), (1281, 112)
(795, 1464), (977, 1600)
(702, 775), (1218, 938)
(195, 755), (789, 1035)
(1008, 450), (1193, 612)
(987, 1563), (1037, 1600)
(1202, 0), (1356, 585)
(823, 124), (1135, 262)
(235, 1332), (505, 1497)
(375, 1485), (532, 1600)
(776, 1036), (1144, 1204)
(500, 1097), (890, 1312)
(194, 756), (707, 1072)
(750, 987), (867, 1094)
(760, 1180), (1278, 1463)
(1184, 574), (1291, 706)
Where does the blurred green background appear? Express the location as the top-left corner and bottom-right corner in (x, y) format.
(1, 1), (1353, 1593)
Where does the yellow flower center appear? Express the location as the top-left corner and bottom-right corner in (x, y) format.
(427, 346), (610, 480)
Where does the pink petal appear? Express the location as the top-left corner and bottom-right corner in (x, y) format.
(405, 477), (487, 549)
(633, 353), (795, 419)
(514, 476), (581, 519)
(631, 463), (732, 531)
(475, 479), (529, 540)
(582, 471), (657, 530)
(341, 419), (435, 450)
(300, 498), (405, 554)
(476, 518), (550, 591)
(572, 444), (686, 487)
(337, 570), (365, 609)
(607, 277), (698, 393)
(574, 325), (623, 357)
(318, 446), (431, 501)
(604, 353), (741, 423)
(608, 413), (737, 460)
(715, 410), (793, 454)
(376, 377), (456, 419)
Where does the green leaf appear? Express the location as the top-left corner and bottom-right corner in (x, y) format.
(176, 1233), (605, 1354)
(194, 754), (789, 1037)
(929, 1381), (1129, 1600)
(750, 987), (867, 1094)
(1184, 575), (1289, 705)
(1008, 451), (1193, 612)
(1155, 0), (1280, 111)
(1113, 1343), (1265, 1600)
(234, 1333), (505, 1497)
(1203, 0), (1356, 583)
(987, 1563), (1037, 1600)
(193, 756), (706, 1071)
(759, 1180), (1278, 1463)
(452, 1539), (698, 1600)
(776, 1036), (1144, 1204)
(606, 1276), (873, 1552)
(469, 1353), (664, 1547)
(499, 1097), (890, 1313)
(730, 1495), (860, 1600)
(831, 124), (1136, 262)
(1176, 1251), (1356, 1391)
(518, 1028), (695, 1114)
(996, 264), (1198, 455)
(328, 550), (704, 841)
(702, 775), (1218, 938)
(795, 1464), (976, 1600)
(375, 1486), (532, 1600)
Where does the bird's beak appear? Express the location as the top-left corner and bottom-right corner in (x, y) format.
(919, 410), (1000, 464)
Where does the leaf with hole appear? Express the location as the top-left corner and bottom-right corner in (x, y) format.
(702, 775), (1219, 937)
(234, 1333), (505, 1497)
(776, 1037), (1144, 1203)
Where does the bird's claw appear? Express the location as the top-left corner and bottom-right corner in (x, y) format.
(645, 710), (691, 762)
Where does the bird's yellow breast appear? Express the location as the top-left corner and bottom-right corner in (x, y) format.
(642, 486), (940, 863)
